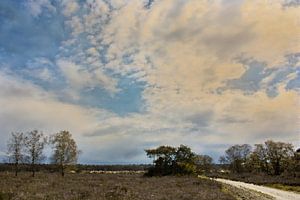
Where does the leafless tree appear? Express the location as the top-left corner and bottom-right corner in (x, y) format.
(24, 130), (47, 177)
(195, 154), (213, 172)
(7, 132), (24, 176)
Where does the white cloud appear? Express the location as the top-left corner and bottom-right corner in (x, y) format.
(0, 70), (118, 162)
(24, 57), (55, 82)
(61, 0), (79, 17)
(57, 59), (120, 97)
(60, 0), (299, 151)
(0, 71), (102, 132)
(65, 16), (84, 36)
(24, 67), (53, 82)
(2, 0), (299, 163)
(0, 66), (299, 163)
(97, 0), (299, 148)
(26, 0), (56, 17)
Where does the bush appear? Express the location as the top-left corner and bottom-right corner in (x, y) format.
(145, 145), (197, 176)
(174, 162), (196, 175)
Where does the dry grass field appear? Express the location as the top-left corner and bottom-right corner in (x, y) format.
(0, 172), (235, 200)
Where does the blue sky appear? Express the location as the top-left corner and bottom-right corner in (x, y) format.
(0, 0), (299, 164)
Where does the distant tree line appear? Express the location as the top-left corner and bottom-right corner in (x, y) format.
(145, 140), (299, 177)
(219, 140), (299, 176)
(0, 163), (151, 174)
(6, 130), (80, 177)
(145, 145), (213, 176)
(5, 132), (299, 178)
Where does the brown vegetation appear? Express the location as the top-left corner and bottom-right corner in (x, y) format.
(0, 172), (235, 200)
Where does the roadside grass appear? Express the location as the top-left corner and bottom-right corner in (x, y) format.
(0, 172), (235, 200)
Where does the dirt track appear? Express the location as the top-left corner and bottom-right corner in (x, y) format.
(215, 178), (300, 200)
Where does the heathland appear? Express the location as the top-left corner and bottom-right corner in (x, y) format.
(0, 172), (234, 200)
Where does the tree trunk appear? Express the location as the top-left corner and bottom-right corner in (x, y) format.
(265, 162), (269, 174)
(61, 164), (64, 177)
(274, 160), (280, 175)
(32, 158), (35, 177)
(32, 165), (35, 177)
(15, 161), (18, 177)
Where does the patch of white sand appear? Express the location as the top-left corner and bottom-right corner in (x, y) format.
(215, 178), (300, 200)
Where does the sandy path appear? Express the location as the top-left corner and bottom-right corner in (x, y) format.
(215, 178), (300, 200)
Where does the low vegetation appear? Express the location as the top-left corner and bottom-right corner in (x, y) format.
(0, 172), (235, 200)
(2, 130), (299, 198)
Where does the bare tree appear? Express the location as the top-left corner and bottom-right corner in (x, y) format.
(7, 132), (24, 176)
(51, 131), (80, 176)
(195, 154), (213, 173)
(24, 130), (47, 177)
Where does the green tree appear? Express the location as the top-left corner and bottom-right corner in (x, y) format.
(284, 151), (299, 177)
(145, 146), (176, 176)
(264, 140), (294, 175)
(7, 132), (24, 176)
(245, 151), (261, 173)
(294, 149), (300, 177)
(145, 145), (196, 176)
(251, 144), (270, 174)
(24, 130), (47, 177)
(174, 145), (196, 174)
(221, 144), (252, 173)
(51, 131), (80, 176)
(175, 145), (195, 163)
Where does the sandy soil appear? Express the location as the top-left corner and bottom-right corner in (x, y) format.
(215, 178), (300, 200)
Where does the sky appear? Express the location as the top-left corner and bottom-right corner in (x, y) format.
(0, 0), (299, 164)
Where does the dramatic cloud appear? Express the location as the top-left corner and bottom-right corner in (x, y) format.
(0, 0), (299, 163)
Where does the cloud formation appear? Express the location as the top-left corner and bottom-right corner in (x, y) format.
(57, 59), (120, 97)
(0, 0), (299, 163)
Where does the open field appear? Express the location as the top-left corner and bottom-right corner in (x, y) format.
(0, 173), (235, 200)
